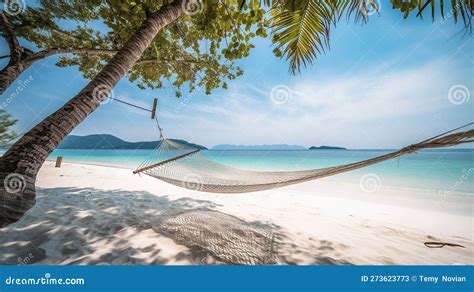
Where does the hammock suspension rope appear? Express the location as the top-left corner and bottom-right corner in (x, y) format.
(132, 114), (473, 193)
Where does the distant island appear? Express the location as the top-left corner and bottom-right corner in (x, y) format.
(57, 135), (348, 151)
(211, 144), (306, 150)
(58, 134), (207, 150)
(309, 145), (346, 150)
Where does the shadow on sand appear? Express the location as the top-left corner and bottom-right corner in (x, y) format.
(0, 187), (352, 265)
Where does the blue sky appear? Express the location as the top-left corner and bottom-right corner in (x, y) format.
(1, 3), (473, 149)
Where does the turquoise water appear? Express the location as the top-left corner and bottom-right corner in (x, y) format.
(42, 148), (473, 192)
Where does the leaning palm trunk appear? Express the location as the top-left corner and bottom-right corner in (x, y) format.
(0, 58), (34, 95)
(0, 57), (32, 95)
(0, 11), (33, 95)
(0, 0), (184, 227)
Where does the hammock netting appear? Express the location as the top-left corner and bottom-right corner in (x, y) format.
(134, 125), (473, 193)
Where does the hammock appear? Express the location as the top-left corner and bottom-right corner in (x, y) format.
(134, 123), (473, 193)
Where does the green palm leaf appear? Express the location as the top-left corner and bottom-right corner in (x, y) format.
(413, 0), (473, 26)
(252, 0), (471, 74)
(270, 0), (375, 74)
(271, 1), (329, 74)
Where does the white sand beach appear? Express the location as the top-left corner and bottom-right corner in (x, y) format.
(1, 161), (472, 265)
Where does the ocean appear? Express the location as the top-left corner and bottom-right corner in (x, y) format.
(39, 148), (473, 193)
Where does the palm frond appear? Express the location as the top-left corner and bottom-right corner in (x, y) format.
(269, 0), (470, 74)
(271, 1), (333, 74)
(346, 0), (379, 22)
(413, 0), (473, 29)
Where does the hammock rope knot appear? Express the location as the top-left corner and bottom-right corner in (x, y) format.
(400, 144), (419, 154)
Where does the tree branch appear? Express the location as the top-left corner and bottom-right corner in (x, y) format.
(0, 11), (21, 60)
(25, 47), (118, 63)
(23, 47), (206, 67)
(135, 58), (206, 65)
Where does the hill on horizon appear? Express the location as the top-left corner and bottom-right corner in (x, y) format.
(211, 144), (307, 150)
(58, 134), (207, 150)
(309, 145), (346, 150)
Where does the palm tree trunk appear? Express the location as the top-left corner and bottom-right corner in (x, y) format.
(0, 60), (33, 95)
(0, 0), (184, 227)
(0, 11), (34, 95)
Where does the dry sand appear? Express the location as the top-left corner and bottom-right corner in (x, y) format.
(1, 161), (472, 265)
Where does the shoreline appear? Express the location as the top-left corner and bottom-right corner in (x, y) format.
(0, 161), (472, 265)
(45, 157), (135, 171)
(45, 158), (474, 198)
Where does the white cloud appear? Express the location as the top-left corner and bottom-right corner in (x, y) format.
(160, 58), (471, 149)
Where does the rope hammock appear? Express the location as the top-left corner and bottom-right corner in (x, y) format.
(133, 121), (473, 193)
(103, 43), (474, 194)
